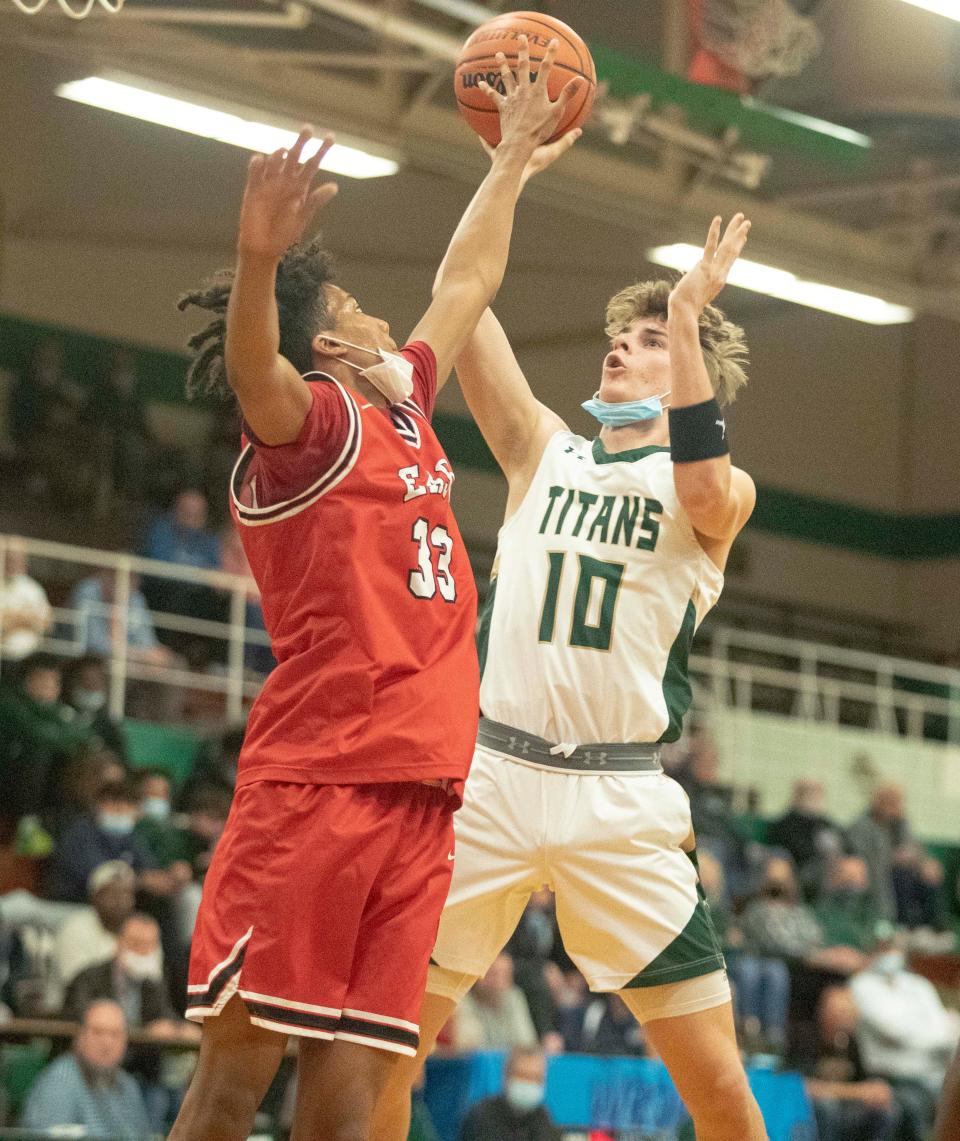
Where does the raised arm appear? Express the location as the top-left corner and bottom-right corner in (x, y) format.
(226, 132), (339, 445)
(411, 36), (582, 388)
(433, 132), (581, 482)
(667, 215), (757, 542)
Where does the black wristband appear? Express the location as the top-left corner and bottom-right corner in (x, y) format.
(668, 398), (730, 464)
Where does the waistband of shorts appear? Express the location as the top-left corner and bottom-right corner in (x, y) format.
(477, 717), (662, 773)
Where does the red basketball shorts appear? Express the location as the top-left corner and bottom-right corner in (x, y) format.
(185, 780), (455, 1056)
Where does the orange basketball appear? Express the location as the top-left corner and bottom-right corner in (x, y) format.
(454, 11), (597, 147)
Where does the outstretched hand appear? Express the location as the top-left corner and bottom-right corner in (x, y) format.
(237, 128), (339, 261)
(480, 126), (582, 188)
(669, 214), (752, 314)
(479, 34), (584, 151)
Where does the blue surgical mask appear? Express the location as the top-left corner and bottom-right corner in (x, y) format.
(98, 812), (136, 837)
(581, 391), (670, 426)
(142, 797), (170, 823)
(504, 1078), (545, 1113)
(873, 950), (905, 976)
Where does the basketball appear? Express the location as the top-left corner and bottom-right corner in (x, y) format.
(454, 11), (597, 147)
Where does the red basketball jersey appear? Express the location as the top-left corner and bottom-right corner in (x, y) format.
(229, 342), (479, 796)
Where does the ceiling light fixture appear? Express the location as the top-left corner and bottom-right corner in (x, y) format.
(647, 244), (915, 325)
(56, 75), (399, 179)
(899, 0), (960, 21)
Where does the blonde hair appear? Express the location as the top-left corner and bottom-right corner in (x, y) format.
(604, 280), (749, 407)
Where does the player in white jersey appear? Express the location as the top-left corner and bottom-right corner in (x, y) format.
(375, 135), (766, 1140)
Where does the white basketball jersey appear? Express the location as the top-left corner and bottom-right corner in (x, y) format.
(479, 431), (724, 745)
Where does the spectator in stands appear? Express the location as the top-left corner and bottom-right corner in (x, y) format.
(88, 345), (155, 507)
(142, 489), (222, 665)
(183, 723), (243, 795)
(457, 1048), (561, 1141)
(848, 784), (946, 929)
(69, 568), (174, 668)
(732, 857), (866, 1051)
(20, 999), (151, 1135)
(62, 912), (198, 1129)
(63, 654), (127, 760)
(52, 861), (136, 1001)
(676, 729), (743, 881)
(0, 536), (52, 662)
(767, 779), (843, 898)
(0, 653), (89, 833)
(452, 953), (538, 1053)
(12, 338), (89, 508)
(558, 992), (648, 1056)
(787, 986), (899, 1141)
(815, 856), (881, 955)
(506, 890), (561, 1041)
(50, 778), (171, 903)
(219, 527), (274, 674)
(52, 748), (127, 839)
(851, 928), (959, 1141)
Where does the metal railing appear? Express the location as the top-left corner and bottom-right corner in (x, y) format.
(0, 534), (272, 722)
(3, 532), (958, 744)
(689, 627), (960, 744)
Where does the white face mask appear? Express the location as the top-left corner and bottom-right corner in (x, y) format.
(321, 336), (413, 405)
(120, 948), (163, 982)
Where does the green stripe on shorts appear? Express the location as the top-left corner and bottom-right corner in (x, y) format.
(622, 849), (727, 989)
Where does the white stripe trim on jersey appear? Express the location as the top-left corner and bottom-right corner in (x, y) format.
(341, 1007), (419, 1033)
(231, 378), (362, 527)
(188, 926), (253, 991)
(240, 991), (342, 1018)
(334, 1031), (417, 1057)
(249, 1015), (337, 1040)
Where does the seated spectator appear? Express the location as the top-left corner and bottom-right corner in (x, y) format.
(816, 857), (882, 955)
(676, 730), (743, 883)
(848, 784), (946, 929)
(52, 861), (136, 1003)
(50, 778), (167, 903)
(0, 536), (52, 662)
(851, 929), (959, 1141)
(142, 489), (221, 665)
(219, 527), (274, 675)
(51, 748), (127, 839)
(20, 999), (151, 1135)
(732, 857), (864, 1051)
(787, 986), (899, 1141)
(458, 1047), (561, 1141)
(0, 653), (89, 832)
(87, 345), (156, 508)
(133, 768), (193, 872)
(767, 780), (843, 898)
(558, 992), (647, 1057)
(69, 568), (174, 669)
(452, 953), (538, 1053)
(62, 654), (127, 761)
(507, 890), (562, 1041)
(62, 912), (198, 1129)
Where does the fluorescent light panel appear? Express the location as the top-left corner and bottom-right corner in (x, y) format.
(647, 244), (915, 325)
(56, 76), (399, 179)
(899, 0), (960, 21)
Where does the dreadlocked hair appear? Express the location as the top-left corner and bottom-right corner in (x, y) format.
(605, 279), (749, 407)
(177, 237), (336, 400)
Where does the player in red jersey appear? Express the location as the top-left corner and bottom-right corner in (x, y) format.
(168, 38), (582, 1141)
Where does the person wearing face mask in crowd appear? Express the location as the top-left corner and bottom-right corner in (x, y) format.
(63, 654), (128, 762)
(62, 912), (199, 1129)
(815, 857), (882, 955)
(21, 999), (151, 1136)
(50, 778), (181, 906)
(458, 1048), (561, 1141)
(851, 927), (960, 1141)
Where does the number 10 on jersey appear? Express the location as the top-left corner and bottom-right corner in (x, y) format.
(408, 517), (457, 602)
(539, 551), (625, 651)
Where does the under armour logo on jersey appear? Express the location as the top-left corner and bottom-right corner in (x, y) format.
(564, 445), (586, 461)
(507, 736), (531, 755)
(390, 405), (421, 449)
(716, 419), (726, 439)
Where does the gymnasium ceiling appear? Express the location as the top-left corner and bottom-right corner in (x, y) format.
(2, 0), (960, 332)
